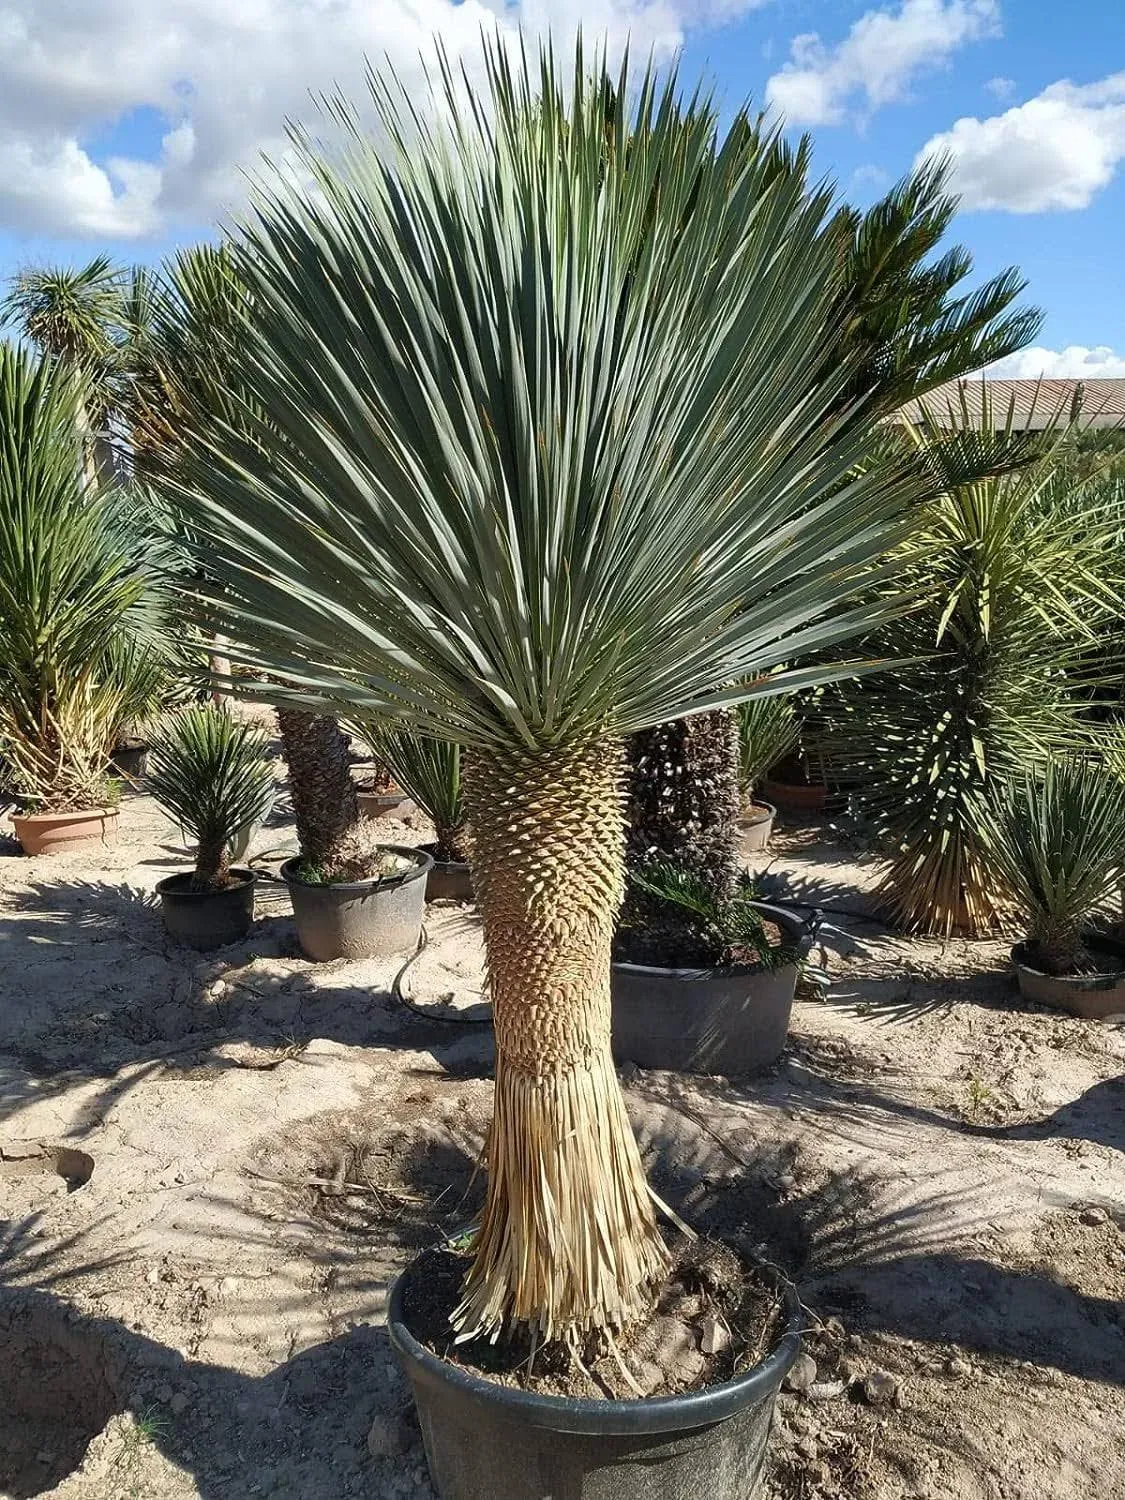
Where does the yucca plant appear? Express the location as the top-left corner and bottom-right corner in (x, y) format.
(366, 728), (465, 863)
(736, 692), (801, 805)
(169, 44), (927, 1342)
(839, 405), (1125, 937)
(626, 156), (1039, 912)
(148, 706), (275, 890)
(0, 346), (173, 811)
(985, 757), (1125, 974)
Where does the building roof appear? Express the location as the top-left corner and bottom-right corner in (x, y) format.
(899, 377), (1125, 431)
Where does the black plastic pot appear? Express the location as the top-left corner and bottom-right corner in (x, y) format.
(612, 902), (813, 1075)
(156, 869), (257, 950)
(1012, 938), (1125, 1020)
(281, 845), (431, 962)
(110, 740), (149, 780)
(419, 842), (474, 903)
(388, 1255), (801, 1500)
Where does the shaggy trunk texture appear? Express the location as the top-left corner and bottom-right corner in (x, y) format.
(1034, 919), (1085, 977)
(192, 835), (231, 892)
(457, 739), (667, 1342)
(275, 709), (360, 877)
(621, 710), (741, 965)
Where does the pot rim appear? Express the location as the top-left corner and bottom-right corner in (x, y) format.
(614, 901), (813, 980)
(1011, 939), (1125, 989)
(279, 844), (433, 895)
(11, 806), (118, 824)
(388, 1245), (802, 1436)
(416, 840), (471, 874)
(156, 867), (258, 898)
(740, 801), (777, 825)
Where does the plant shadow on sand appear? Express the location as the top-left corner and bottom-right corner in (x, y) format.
(0, 875), (494, 1136)
(1, 1101), (1121, 1500)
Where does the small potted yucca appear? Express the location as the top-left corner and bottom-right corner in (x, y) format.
(735, 692), (800, 852)
(986, 755), (1125, 1018)
(368, 728), (471, 901)
(149, 705), (275, 949)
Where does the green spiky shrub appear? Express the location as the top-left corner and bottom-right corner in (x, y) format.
(736, 693), (801, 804)
(624, 863), (801, 971)
(147, 706), (275, 891)
(0, 347), (175, 812)
(626, 156), (1039, 912)
(366, 728), (465, 863)
(839, 411), (1125, 936)
(985, 757), (1125, 974)
(168, 43), (929, 1343)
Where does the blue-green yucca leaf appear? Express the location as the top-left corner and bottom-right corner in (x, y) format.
(170, 39), (926, 752)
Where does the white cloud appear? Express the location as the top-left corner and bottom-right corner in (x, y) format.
(917, 72), (1125, 212)
(984, 75), (1014, 101)
(989, 344), (1125, 379)
(0, 0), (761, 241)
(765, 0), (1000, 127)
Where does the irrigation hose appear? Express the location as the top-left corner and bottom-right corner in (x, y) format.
(392, 923), (492, 1025)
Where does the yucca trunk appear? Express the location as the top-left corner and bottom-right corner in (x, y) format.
(193, 836), (231, 893)
(458, 739), (667, 1341)
(626, 711), (741, 896)
(1034, 921), (1085, 977)
(623, 710), (741, 965)
(275, 709), (359, 873)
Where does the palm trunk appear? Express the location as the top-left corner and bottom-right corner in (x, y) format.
(457, 739), (667, 1342)
(276, 709), (360, 876)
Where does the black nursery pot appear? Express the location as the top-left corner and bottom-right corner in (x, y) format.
(419, 842), (475, 903)
(156, 868), (257, 950)
(388, 1260), (802, 1500)
(280, 844), (431, 962)
(612, 902), (814, 1076)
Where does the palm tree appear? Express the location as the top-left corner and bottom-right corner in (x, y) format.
(169, 43), (926, 1341)
(1, 257), (132, 484)
(839, 403), (1125, 935)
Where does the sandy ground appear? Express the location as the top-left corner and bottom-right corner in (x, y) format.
(0, 783), (1122, 1500)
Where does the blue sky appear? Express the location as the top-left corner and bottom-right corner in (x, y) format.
(2, 1), (1123, 374)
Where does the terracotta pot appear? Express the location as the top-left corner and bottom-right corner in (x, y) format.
(11, 808), (119, 856)
(357, 788), (409, 819)
(1012, 940), (1125, 1020)
(761, 777), (827, 813)
(740, 801), (777, 853)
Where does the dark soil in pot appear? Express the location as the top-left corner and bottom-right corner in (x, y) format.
(281, 844), (431, 962)
(1012, 934), (1125, 1020)
(389, 1232), (801, 1500)
(612, 902), (812, 1075)
(156, 868), (257, 950)
(419, 842), (474, 903)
